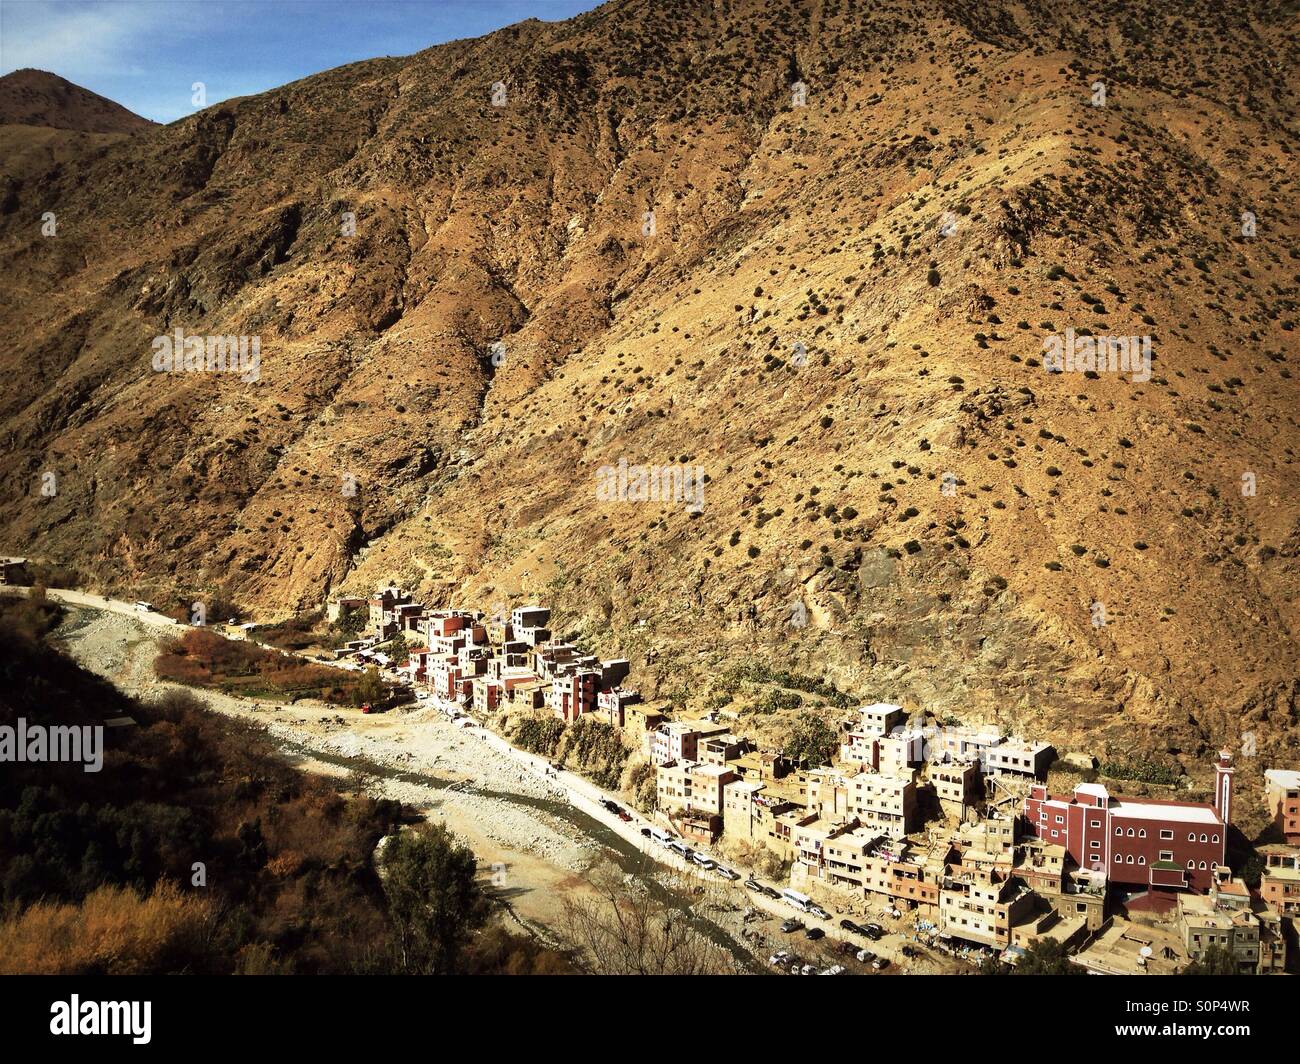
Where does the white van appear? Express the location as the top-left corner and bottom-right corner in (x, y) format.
(782, 888), (813, 913)
(133, 601), (154, 612)
(649, 828), (672, 847)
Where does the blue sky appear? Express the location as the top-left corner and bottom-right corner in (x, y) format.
(0, 0), (601, 123)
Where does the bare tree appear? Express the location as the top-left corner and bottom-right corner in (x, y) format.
(558, 864), (743, 975)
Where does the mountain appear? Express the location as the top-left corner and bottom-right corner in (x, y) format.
(0, 0), (1297, 791)
(0, 69), (155, 186)
(0, 68), (155, 133)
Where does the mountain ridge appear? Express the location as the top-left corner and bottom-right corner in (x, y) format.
(0, 0), (1297, 783)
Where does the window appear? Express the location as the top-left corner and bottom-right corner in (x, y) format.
(1200, 833), (1208, 843)
(1189, 833), (1196, 842)
(1160, 851), (1174, 862)
(1115, 827), (1122, 836)
(1090, 840), (1100, 848)
(1188, 860), (1195, 869)
(1126, 855), (1134, 864)
(1114, 854), (1122, 864)
(1160, 829), (1174, 840)
(1199, 861), (1207, 870)
(1091, 819), (1101, 828)
(1139, 856), (1146, 865)
(1127, 828), (1135, 837)
(1212, 834), (1219, 844)
(1138, 829), (1147, 838)
(1055, 815), (1064, 824)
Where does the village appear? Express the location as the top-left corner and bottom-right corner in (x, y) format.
(326, 585), (1300, 975)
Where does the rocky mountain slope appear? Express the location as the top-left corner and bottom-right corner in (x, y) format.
(1, 0), (1297, 787)
(0, 69), (155, 188)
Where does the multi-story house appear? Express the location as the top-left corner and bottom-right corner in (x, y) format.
(1265, 769), (1300, 844)
(984, 739), (1056, 780)
(649, 720), (728, 765)
(856, 703), (909, 737)
(1022, 752), (1232, 893)
(1259, 845), (1300, 920)
(938, 865), (1037, 950)
(367, 587), (410, 638)
(656, 760), (736, 817)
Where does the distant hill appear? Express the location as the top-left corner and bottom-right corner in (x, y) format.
(0, 68), (154, 133)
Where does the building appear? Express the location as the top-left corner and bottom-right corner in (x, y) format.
(938, 866), (1037, 950)
(984, 739), (1055, 780)
(931, 761), (981, 818)
(511, 606), (551, 631)
(1259, 845), (1300, 920)
(596, 687), (641, 728)
(722, 780), (799, 853)
(550, 669), (599, 723)
(656, 760), (736, 817)
(649, 720), (728, 765)
(1023, 754), (1231, 893)
(1264, 769), (1300, 844)
(367, 587), (410, 638)
(1177, 887), (1261, 974)
(326, 596), (366, 623)
(1073, 919), (1187, 975)
(698, 733), (749, 767)
(856, 702), (909, 737)
(0, 557), (30, 585)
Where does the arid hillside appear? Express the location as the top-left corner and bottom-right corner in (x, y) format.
(0, 69), (155, 188)
(1, 0), (1297, 785)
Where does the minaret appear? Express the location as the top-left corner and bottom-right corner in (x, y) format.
(1214, 750), (1235, 826)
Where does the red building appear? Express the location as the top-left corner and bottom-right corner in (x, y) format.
(1023, 754), (1232, 894)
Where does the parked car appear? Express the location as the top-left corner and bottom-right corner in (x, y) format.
(839, 918), (865, 935)
(714, 866), (741, 881)
(900, 945), (918, 958)
(799, 964), (816, 976)
(863, 923), (885, 940)
(809, 905), (830, 920)
(617, 811), (633, 823)
(779, 919), (804, 934)
(767, 950), (791, 968)
(744, 879), (765, 894)
(855, 949), (876, 963)
(820, 964), (846, 976)
(804, 927), (825, 941)
(872, 957), (890, 970)
(759, 883), (781, 899)
(691, 853), (716, 869)
(639, 827), (652, 838)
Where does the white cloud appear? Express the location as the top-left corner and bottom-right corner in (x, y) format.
(0, 1), (209, 80)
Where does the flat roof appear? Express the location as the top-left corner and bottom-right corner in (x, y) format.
(1265, 769), (1300, 787)
(1113, 800), (1221, 826)
(860, 702), (904, 714)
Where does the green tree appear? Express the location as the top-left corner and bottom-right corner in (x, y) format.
(353, 665), (384, 707)
(382, 825), (486, 975)
(1180, 944), (1244, 975)
(1014, 937), (1080, 975)
(385, 631), (409, 666)
(782, 711), (838, 767)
